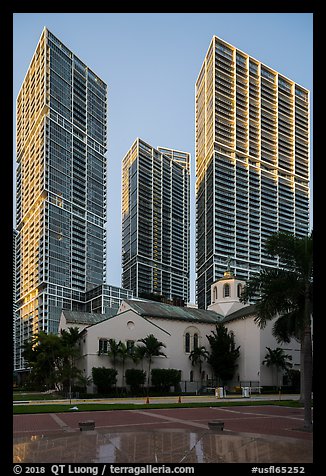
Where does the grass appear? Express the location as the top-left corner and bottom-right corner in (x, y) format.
(13, 392), (62, 401)
(13, 399), (303, 414)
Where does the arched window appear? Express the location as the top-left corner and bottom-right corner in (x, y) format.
(223, 283), (230, 297)
(213, 286), (218, 301)
(193, 333), (198, 350)
(190, 370), (194, 382)
(184, 326), (200, 353)
(237, 283), (242, 298)
(185, 333), (190, 353)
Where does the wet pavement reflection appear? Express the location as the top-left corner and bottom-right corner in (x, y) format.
(13, 428), (313, 463)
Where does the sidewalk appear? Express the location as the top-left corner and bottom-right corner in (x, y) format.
(13, 393), (301, 406)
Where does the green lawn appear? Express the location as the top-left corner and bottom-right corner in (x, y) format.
(13, 399), (303, 414)
(13, 392), (62, 401)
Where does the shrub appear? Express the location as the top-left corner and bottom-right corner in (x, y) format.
(91, 367), (117, 394)
(151, 368), (181, 391)
(125, 369), (146, 392)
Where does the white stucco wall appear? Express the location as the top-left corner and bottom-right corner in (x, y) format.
(223, 317), (261, 385)
(77, 310), (169, 389)
(259, 319), (300, 386)
(223, 316), (300, 386)
(74, 304), (301, 392)
(76, 310), (218, 391)
(144, 316), (216, 382)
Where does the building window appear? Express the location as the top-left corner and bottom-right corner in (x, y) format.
(98, 338), (108, 354)
(127, 340), (135, 354)
(237, 283), (242, 298)
(190, 370), (194, 382)
(184, 326), (201, 353)
(223, 283), (230, 297)
(185, 333), (190, 353)
(193, 333), (198, 350)
(213, 286), (217, 301)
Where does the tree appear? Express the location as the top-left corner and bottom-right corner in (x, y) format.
(21, 328), (82, 392)
(22, 331), (63, 390)
(206, 323), (240, 385)
(107, 338), (121, 371)
(59, 327), (82, 397)
(132, 344), (147, 370)
(137, 334), (167, 389)
(188, 346), (209, 383)
(240, 231), (313, 431)
(262, 347), (293, 386)
(118, 341), (130, 388)
(74, 374), (93, 393)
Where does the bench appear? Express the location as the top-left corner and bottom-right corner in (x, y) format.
(79, 420), (95, 431)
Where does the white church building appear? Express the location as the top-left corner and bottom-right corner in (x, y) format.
(59, 271), (300, 393)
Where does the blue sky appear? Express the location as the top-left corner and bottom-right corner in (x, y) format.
(13, 13), (313, 302)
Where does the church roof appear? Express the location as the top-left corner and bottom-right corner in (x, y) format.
(62, 309), (117, 325)
(123, 299), (224, 324)
(221, 304), (257, 323)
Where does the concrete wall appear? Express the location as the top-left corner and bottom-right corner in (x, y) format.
(223, 317), (261, 385)
(77, 309), (218, 391)
(224, 316), (300, 386)
(75, 307), (301, 392)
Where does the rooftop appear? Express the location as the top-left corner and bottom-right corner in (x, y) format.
(123, 299), (224, 324)
(62, 309), (117, 326)
(221, 304), (257, 323)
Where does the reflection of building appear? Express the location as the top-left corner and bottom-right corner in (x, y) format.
(122, 138), (190, 303)
(60, 271), (300, 390)
(13, 428), (312, 464)
(15, 28), (109, 371)
(196, 36), (310, 309)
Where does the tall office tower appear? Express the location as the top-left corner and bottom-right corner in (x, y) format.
(13, 230), (18, 371)
(15, 28), (107, 370)
(122, 138), (190, 303)
(195, 36), (310, 309)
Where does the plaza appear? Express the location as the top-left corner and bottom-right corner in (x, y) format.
(14, 396), (312, 464)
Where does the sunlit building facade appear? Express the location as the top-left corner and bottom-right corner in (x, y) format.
(15, 28), (107, 370)
(196, 36), (310, 309)
(122, 138), (190, 303)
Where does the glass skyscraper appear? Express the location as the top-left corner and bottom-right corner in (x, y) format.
(15, 28), (107, 370)
(122, 138), (190, 303)
(196, 36), (310, 309)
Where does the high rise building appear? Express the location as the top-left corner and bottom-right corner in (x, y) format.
(15, 28), (108, 370)
(195, 36), (310, 309)
(13, 229), (18, 371)
(122, 138), (190, 303)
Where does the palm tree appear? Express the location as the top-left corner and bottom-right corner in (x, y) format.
(137, 334), (167, 389)
(107, 338), (121, 371)
(118, 341), (130, 388)
(188, 346), (209, 383)
(107, 338), (121, 390)
(240, 231), (313, 431)
(131, 344), (147, 371)
(262, 347), (293, 387)
(60, 327), (81, 400)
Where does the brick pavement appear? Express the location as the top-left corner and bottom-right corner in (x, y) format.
(13, 405), (312, 440)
